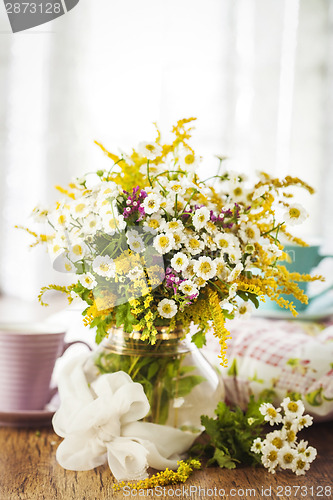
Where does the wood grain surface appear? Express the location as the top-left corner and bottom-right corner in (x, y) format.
(0, 422), (332, 500)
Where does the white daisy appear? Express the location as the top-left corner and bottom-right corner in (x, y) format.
(92, 255), (116, 278)
(283, 204), (308, 226)
(95, 183), (119, 210)
(171, 252), (189, 273)
(227, 262), (243, 282)
(62, 257), (76, 273)
(291, 455), (311, 476)
(214, 257), (228, 280)
(137, 141), (162, 160)
(236, 302), (253, 319)
(128, 238), (145, 253)
(264, 430), (285, 450)
(79, 272), (97, 290)
(282, 416), (299, 433)
(261, 444), (279, 473)
(229, 181), (248, 203)
(171, 230), (185, 250)
(239, 222), (261, 243)
(127, 266), (145, 282)
(281, 398), (305, 419)
(278, 446), (297, 470)
(178, 148), (200, 170)
(166, 219), (184, 233)
(70, 198), (91, 220)
(179, 280), (198, 296)
(143, 193), (162, 214)
(186, 236), (205, 255)
(143, 214), (166, 233)
(251, 438), (263, 454)
(228, 246), (242, 265)
(102, 213), (126, 235)
(194, 276), (207, 289)
(157, 298), (178, 319)
(259, 403), (283, 426)
(99, 196), (119, 216)
(214, 232), (238, 252)
(205, 220), (218, 235)
(228, 283), (238, 299)
(127, 232), (145, 253)
(302, 446), (317, 463)
(282, 427), (297, 445)
(83, 213), (102, 234)
(193, 256), (216, 280)
(48, 206), (70, 229)
(263, 243), (283, 259)
(294, 414), (313, 431)
(68, 240), (89, 262)
(182, 261), (196, 280)
(153, 233), (174, 255)
(192, 207), (211, 231)
(168, 180), (186, 197)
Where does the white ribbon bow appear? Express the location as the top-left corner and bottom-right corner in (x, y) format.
(52, 353), (198, 481)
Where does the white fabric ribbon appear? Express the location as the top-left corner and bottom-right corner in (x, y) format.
(52, 353), (198, 481)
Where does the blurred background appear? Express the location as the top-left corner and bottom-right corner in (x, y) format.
(0, 0), (333, 303)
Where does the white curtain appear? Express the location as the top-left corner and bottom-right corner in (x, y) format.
(0, 0), (332, 299)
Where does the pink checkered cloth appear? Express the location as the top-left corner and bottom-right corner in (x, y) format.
(203, 317), (333, 421)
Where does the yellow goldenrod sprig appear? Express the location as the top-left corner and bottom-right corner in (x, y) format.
(14, 225), (52, 247)
(236, 281), (263, 297)
(112, 459), (201, 492)
(207, 288), (231, 368)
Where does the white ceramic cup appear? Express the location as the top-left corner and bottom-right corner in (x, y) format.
(0, 322), (91, 411)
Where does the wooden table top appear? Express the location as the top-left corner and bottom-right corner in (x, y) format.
(0, 421), (332, 500)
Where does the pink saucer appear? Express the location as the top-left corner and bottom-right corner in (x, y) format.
(0, 408), (56, 428)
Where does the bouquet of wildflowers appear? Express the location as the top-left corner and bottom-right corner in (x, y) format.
(23, 118), (319, 367)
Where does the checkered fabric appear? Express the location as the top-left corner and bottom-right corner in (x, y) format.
(203, 317), (333, 421)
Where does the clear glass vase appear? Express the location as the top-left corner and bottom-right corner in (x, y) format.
(90, 327), (223, 433)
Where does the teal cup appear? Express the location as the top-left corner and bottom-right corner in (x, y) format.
(268, 244), (333, 312)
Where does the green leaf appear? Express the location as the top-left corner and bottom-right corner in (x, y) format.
(247, 293), (260, 309)
(147, 361), (160, 380)
(237, 291), (249, 302)
(176, 375), (206, 398)
(213, 449), (237, 469)
(179, 365), (195, 376)
(115, 303), (137, 333)
(192, 329), (206, 348)
(95, 323), (107, 344)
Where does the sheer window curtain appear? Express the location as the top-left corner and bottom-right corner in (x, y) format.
(0, 0), (332, 300)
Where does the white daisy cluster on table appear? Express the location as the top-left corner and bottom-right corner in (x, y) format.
(251, 398), (317, 476)
(25, 118), (319, 357)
